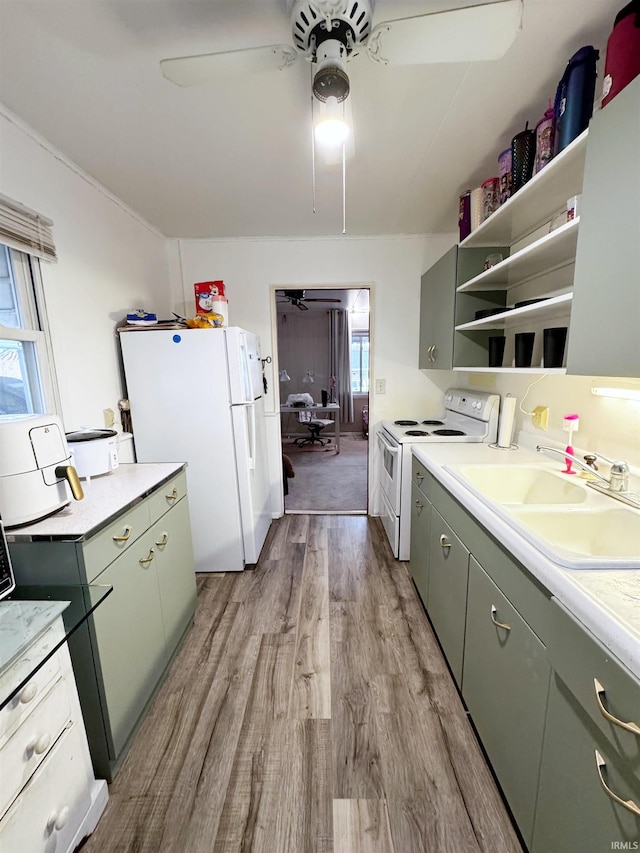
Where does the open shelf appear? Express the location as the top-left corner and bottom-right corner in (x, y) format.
(459, 129), (588, 247)
(454, 367), (567, 374)
(457, 218), (580, 293)
(455, 292), (573, 331)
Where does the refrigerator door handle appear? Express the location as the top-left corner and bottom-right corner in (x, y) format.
(238, 333), (253, 403)
(247, 403), (256, 471)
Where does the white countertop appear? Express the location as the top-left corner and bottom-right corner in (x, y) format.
(410, 441), (640, 681)
(6, 462), (185, 541)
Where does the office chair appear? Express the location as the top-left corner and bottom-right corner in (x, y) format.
(294, 418), (334, 447)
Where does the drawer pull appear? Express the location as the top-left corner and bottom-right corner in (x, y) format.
(594, 678), (640, 736)
(415, 500), (424, 513)
(416, 472), (424, 483)
(19, 682), (38, 704)
(439, 534), (451, 550)
(490, 605), (511, 632)
(155, 532), (169, 547)
(112, 525), (133, 543)
(595, 750), (640, 816)
(47, 806), (70, 833)
(26, 732), (52, 755)
(166, 487), (178, 503)
(139, 548), (155, 566)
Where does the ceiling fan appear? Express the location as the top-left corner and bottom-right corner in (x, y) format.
(277, 289), (343, 310)
(160, 1), (524, 94)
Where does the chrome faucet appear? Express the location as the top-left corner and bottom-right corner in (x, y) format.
(536, 445), (635, 506)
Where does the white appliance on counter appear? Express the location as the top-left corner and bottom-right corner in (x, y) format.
(66, 428), (119, 479)
(0, 414), (84, 528)
(119, 326), (271, 572)
(377, 389), (500, 560)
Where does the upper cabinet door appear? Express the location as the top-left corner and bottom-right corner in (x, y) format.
(567, 76), (640, 378)
(419, 246), (457, 370)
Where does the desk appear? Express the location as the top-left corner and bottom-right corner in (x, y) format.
(280, 403), (341, 453)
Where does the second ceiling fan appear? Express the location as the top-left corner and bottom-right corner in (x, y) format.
(277, 290), (343, 310)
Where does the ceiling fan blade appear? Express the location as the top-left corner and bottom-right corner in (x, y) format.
(160, 44), (298, 87)
(304, 298), (343, 303)
(367, 0), (523, 66)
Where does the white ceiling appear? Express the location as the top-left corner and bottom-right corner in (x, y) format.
(0, 0), (616, 239)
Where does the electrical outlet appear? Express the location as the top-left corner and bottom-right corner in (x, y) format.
(103, 408), (115, 428)
(375, 379), (386, 394)
(532, 406), (549, 430)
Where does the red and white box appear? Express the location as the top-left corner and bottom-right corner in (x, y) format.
(194, 280), (225, 314)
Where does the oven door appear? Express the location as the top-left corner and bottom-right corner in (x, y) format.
(376, 428), (401, 514)
(379, 486), (400, 558)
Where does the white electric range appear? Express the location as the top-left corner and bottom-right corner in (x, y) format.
(377, 389), (501, 559)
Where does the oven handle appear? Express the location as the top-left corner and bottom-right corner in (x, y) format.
(377, 431), (400, 456)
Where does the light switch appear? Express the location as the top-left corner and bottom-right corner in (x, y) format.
(375, 379), (386, 394)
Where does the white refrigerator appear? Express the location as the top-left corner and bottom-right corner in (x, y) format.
(120, 326), (272, 572)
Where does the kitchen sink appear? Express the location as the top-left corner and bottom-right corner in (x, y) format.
(447, 464), (589, 505)
(508, 507), (640, 569)
(445, 463), (640, 569)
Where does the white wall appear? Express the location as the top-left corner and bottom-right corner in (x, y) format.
(168, 234), (458, 514)
(0, 106), (171, 436)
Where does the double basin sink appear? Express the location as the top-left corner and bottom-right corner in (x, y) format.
(444, 463), (640, 569)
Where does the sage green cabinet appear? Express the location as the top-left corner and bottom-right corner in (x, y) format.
(568, 75), (640, 378)
(90, 528), (167, 757)
(409, 481), (431, 605)
(419, 245), (507, 370)
(462, 557), (551, 847)
(8, 469), (197, 781)
(532, 673), (640, 853)
(427, 507), (469, 686)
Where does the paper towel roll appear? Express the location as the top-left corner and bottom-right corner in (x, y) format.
(497, 395), (517, 448)
(470, 187), (483, 231)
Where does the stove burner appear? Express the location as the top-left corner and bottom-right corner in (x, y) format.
(405, 429), (430, 436)
(421, 420), (445, 426)
(394, 419), (418, 426)
(432, 429), (466, 436)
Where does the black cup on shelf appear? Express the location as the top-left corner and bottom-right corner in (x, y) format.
(543, 327), (568, 368)
(321, 389), (329, 406)
(488, 336), (506, 368)
(515, 332), (535, 368)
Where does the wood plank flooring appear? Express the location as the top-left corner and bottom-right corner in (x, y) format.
(82, 515), (523, 853)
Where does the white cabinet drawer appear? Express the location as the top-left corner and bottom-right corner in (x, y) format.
(0, 721), (93, 853)
(0, 629), (63, 747)
(0, 677), (71, 819)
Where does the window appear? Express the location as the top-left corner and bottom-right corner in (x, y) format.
(350, 331), (369, 394)
(0, 244), (58, 415)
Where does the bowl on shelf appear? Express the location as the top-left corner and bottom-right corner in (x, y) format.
(474, 307), (505, 320)
(513, 298), (549, 309)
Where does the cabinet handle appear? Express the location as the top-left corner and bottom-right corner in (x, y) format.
(26, 731), (52, 755)
(47, 806), (70, 833)
(416, 472), (424, 483)
(139, 548), (155, 566)
(490, 604), (511, 631)
(166, 487), (178, 503)
(19, 682), (38, 704)
(112, 525), (132, 543)
(595, 750), (640, 816)
(155, 532), (169, 547)
(426, 345), (434, 363)
(439, 533), (451, 550)
(415, 500), (424, 514)
(431, 345), (438, 363)
(594, 678), (640, 736)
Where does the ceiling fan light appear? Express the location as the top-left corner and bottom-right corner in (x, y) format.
(315, 117), (349, 146)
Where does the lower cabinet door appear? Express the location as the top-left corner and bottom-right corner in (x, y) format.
(532, 674), (640, 853)
(0, 722), (92, 853)
(427, 508), (469, 685)
(462, 556), (550, 847)
(152, 497), (197, 657)
(409, 483), (430, 605)
(90, 530), (167, 757)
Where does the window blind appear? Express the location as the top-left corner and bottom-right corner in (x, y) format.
(0, 193), (57, 262)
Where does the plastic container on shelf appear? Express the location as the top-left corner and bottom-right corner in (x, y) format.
(553, 46), (599, 155)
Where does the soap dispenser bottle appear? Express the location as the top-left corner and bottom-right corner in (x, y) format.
(562, 413), (579, 474)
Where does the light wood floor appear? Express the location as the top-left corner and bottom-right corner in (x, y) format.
(82, 515), (523, 853)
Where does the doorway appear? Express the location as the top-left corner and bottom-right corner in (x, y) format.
(275, 287), (370, 514)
